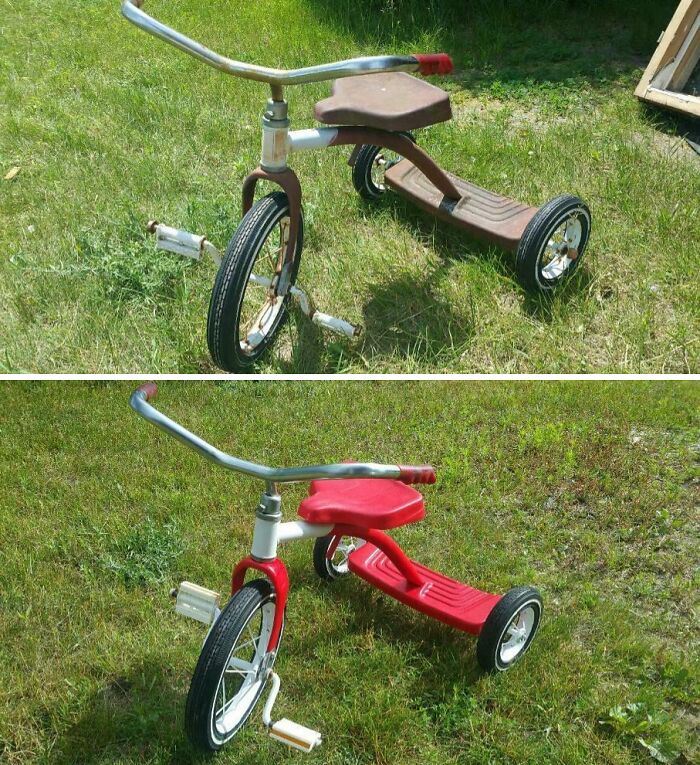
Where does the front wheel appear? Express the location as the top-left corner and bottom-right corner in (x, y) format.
(207, 191), (303, 373)
(476, 586), (542, 672)
(515, 194), (591, 293)
(185, 579), (282, 751)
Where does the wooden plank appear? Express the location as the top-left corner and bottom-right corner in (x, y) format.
(644, 87), (700, 117)
(667, 12), (700, 90)
(635, 0), (700, 117)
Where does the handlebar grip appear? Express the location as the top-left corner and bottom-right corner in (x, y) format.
(397, 465), (436, 485)
(135, 382), (158, 401)
(412, 54), (453, 76)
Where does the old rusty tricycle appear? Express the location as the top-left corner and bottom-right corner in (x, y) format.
(123, 1), (591, 372)
(131, 384), (543, 753)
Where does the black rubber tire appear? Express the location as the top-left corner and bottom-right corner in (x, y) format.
(185, 579), (281, 752)
(352, 133), (416, 201)
(476, 586), (542, 672)
(515, 194), (591, 294)
(313, 534), (353, 582)
(206, 191), (303, 373)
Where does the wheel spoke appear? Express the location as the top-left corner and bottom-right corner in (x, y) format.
(217, 677), (226, 717)
(246, 623), (259, 649)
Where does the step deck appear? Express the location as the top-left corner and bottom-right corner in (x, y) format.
(384, 159), (538, 251)
(348, 542), (501, 634)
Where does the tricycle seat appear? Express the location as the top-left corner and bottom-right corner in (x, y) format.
(298, 477), (425, 529)
(314, 72), (452, 132)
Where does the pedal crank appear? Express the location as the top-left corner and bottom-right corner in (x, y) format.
(249, 273), (361, 339)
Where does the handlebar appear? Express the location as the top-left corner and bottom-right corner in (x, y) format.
(130, 384), (436, 485)
(121, 0), (452, 87)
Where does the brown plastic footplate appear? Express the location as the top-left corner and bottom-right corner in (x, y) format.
(384, 159), (538, 251)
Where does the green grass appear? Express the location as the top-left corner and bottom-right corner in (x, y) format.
(0, 381), (698, 764)
(1, 0), (699, 372)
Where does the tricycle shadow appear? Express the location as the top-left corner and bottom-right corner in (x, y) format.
(360, 262), (477, 365)
(357, 196), (593, 366)
(51, 657), (205, 765)
(313, 577), (485, 687)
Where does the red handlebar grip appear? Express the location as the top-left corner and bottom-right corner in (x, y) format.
(136, 382), (158, 401)
(413, 54), (453, 76)
(398, 465), (437, 485)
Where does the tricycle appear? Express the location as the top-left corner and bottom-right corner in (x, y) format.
(130, 383), (543, 752)
(122, 1), (592, 373)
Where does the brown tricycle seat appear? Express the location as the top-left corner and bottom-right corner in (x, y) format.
(314, 72), (452, 132)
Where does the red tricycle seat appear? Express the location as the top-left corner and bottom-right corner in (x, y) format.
(298, 477), (425, 530)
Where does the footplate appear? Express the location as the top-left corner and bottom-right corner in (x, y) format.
(384, 159), (538, 251)
(348, 543), (501, 634)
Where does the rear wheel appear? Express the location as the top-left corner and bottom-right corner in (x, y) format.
(515, 194), (591, 293)
(352, 133), (415, 200)
(313, 534), (358, 581)
(476, 586), (542, 672)
(206, 191), (303, 373)
(185, 579), (281, 751)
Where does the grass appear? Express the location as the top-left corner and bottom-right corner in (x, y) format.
(0, 380), (698, 764)
(1, 0), (699, 372)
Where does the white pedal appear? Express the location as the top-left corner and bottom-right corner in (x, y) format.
(146, 221), (221, 265)
(310, 310), (360, 338)
(174, 581), (220, 625)
(269, 719), (322, 752)
(262, 671), (322, 752)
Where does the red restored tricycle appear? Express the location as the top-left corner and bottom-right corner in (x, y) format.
(122, 1), (592, 373)
(131, 384), (543, 753)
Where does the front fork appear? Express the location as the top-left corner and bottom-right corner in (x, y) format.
(230, 556), (289, 651)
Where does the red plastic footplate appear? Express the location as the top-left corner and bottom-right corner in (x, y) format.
(348, 543), (501, 634)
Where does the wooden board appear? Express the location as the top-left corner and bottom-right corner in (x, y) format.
(635, 0), (700, 117)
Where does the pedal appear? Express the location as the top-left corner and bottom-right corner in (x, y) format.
(262, 671), (322, 752)
(309, 310), (360, 338)
(269, 719), (322, 752)
(174, 581), (220, 625)
(146, 221), (221, 266)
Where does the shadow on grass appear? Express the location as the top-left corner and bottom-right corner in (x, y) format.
(356, 194), (593, 364)
(360, 263), (477, 363)
(638, 102), (700, 144)
(52, 658), (202, 765)
(311, 576), (485, 702)
(304, 0), (676, 94)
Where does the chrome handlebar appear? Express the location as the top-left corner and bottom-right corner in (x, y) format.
(121, 0), (421, 87)
(129, 385), (406, 484)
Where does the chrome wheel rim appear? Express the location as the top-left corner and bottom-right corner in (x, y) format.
(327, 536), (357, 576)
(239, 216), (290, 355)
(539, 213), (584, 282)
(210, 601), (275, 742)
(371, 150), (402, 193)
(498, 604), (537, 665)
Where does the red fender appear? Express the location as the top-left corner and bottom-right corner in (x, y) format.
(231, 556), (289, 651)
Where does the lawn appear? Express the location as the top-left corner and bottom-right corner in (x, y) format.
(1, 0), (699, 373)
(0, 380), (698, 764)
